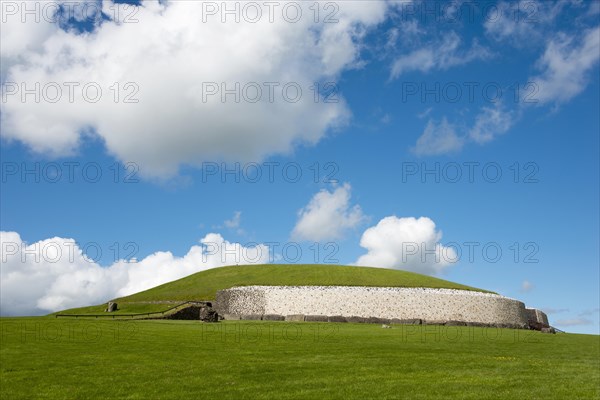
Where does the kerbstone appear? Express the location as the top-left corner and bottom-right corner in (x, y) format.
(285, 314), (305, 322)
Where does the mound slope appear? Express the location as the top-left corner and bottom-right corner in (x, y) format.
(57, 264), (490, 315)
(116, 264), (490, 302)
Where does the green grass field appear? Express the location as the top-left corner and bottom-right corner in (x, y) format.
(4, 266), (599, 398)
(1, 318), (598, 399)
(59, 264), (490, 315)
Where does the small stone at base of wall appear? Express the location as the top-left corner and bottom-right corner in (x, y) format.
(445, 320), (468, 326)
(391, 318), (422, 325)
(465, 321), (489, 327)
(285, 314), (305, 322)
(367, 317), (391, 324)
(462, 321), (528, 329)
(347, 316), (367, 323)
(199, 307), (219, 322)
(423, 320), (446, 325)
(305, 315), (328, 322)
(328, 315), (347, 323)
(263, 314), (285, 321)
(498, 322), (528, 330)
(241, 314), (263, 320)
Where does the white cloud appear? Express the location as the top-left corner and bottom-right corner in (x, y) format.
(468, 104), (514, 144)
(0, 231), (270, 316)
(416, 107), (432, 119)
(485, 0), (572, 46)
(410, 22), (596, 155)
(0, 3), (57, 65)
(0, 0), (104, 81)
(412, 118), (465, 156)
(542, 307), (569, 314)
(390, 31), (491, 78)
(292, 183), (365, 241)
(355, 216), (457, 275)
(553, 308), (599, 327)
(579, 308), (600, 316)
(520, 280), (533, 292)
(0, 0), (389, 178)
(224, 211), (242, 229)
(555, 317), (593, 326)
(385, 20), (421, 49)
(413, 103), (514, 155)
(484, 1), (540, 44)
(530, 26), (600, 105)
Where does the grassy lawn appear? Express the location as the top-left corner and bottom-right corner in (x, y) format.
(1, 318), (598, 399)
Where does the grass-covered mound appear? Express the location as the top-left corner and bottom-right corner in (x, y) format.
(117, 264), (490, 302)
(57, 264), (489, 316)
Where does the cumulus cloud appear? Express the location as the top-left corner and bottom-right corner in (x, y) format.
(0, 0), (105, 80)
(0, 231), (269, 316)
(1, 0), (389, 178)
(390, 31), (491, 78)
(530, 26), (600, 105)
(355, 216), (457, 275)
(292, 183), (365, 241)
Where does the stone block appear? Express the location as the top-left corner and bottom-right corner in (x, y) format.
(305, 315), (328, 322)
(346, 316), (367, 323)
(366, 317), (391, 324)
(263, 314), (285, 321)
(391, 319), (422, 325)
(465, 321), (489, 328)
(241, 314), (263, 320)
(423, 320), (446, 326)
(445, 320), (467, 326)
(285, 314), (305, 322)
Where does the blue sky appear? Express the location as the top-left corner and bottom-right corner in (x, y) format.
(1, 0), (598, 334)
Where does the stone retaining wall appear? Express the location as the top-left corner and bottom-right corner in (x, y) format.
(526, 308), (549, 326)
(215, 286), (530, 328)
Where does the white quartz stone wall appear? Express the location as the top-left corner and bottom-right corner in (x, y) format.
(217, 286), (529, 327)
